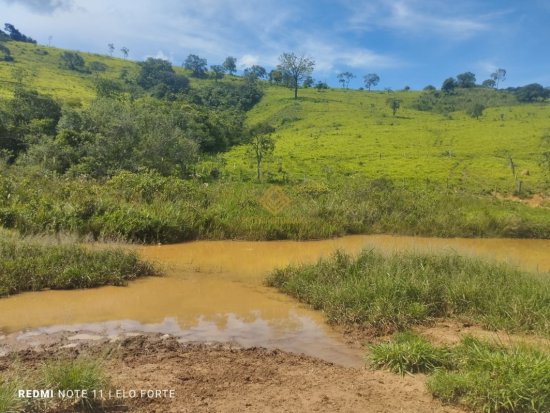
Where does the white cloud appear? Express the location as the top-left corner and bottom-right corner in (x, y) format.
(345, 0), (491, 40)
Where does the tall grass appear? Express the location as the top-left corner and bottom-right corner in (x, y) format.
(41, 357), (109, 410)
(369, 333), (550, 413)
(0, 232), (157, 297)
(267, 249), (550, 335)
(1, 170), (549, 243)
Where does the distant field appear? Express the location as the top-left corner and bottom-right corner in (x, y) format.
(212, 86), (550, 194)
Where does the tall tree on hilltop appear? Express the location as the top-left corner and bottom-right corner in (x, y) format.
(277, 52), (315, 99)
(223, 56), (237, 75)
(184, 54), (208, 78)
(363, 73), (380, 91)
(491, 68), (506, 89)
(456, 72), (476, 88)
(337, 72), (355, 89)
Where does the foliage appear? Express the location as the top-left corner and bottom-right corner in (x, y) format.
(363, 73), (380, 90)
(386, 97), (401, 116)
(136, 57), (189, 97)
(466, 102), (485, 119)
(0, 88), (61, 159)
(456, 72), (476, 88)
(59, 51), (87, 72)
(184, 54), (208, 78)
(337, 72), (355, 89)
(267, 248), (550, 335)
(3, 23), (36, 43)
(247, 123), (275, 181)
(491, 68), (507, 89)
(223, 56), (237, 75)
(190, 81), (263, 111)
(244, 65), (267, 80)
(277, 52), (315, 99)
(441, 77), (457, 93)
(514, 83), (549, 102)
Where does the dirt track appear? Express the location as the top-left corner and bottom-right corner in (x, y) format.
(2, 335), (464, 413)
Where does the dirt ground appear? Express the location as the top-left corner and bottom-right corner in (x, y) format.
(1, 334), (465, 413)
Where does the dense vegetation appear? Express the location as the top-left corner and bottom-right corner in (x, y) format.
(370, 333), (549, 413)
(0, 230), (156, 297)
(267, 249), (550, 336)
(0, 36), (549, 244)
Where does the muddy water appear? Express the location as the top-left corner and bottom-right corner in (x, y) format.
(1, 235), (549, 366)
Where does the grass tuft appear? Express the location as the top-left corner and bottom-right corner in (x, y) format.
(368, 331), (450, 374)
(41, 357), (110, 410)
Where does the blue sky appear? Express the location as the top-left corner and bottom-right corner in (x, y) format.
(1, 0), (549, 89)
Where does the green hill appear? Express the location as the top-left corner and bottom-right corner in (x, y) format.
(0, 41), (137, 103)
(210, 86), (549, 194)
(1, 39), (549, 242)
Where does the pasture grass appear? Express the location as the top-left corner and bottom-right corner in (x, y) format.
(1, 170), (550, 243)
(0, 230), (157, 297)
(266, 249), (550, 336)
(370, 333), (550, 413)
(214, 86), (550, 194)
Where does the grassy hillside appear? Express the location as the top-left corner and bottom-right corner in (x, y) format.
(0, 40), (549, 242)
(212, 86), (550, 194)
(0, 41), (138, 103)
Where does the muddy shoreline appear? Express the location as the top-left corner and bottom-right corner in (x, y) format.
(1, 334), (465, 413)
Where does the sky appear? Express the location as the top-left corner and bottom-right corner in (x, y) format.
(1, 0), (550, 89)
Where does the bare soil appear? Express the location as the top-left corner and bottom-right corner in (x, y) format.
(1, 334), (464, 413)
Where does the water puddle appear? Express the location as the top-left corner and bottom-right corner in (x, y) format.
(1, 235), (549, 366)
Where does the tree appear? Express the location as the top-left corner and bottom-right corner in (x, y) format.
(315, 81), (329, 91)
(423, 85), (436, 91)
(107, 43), (115, 56)
(337, 72), (355, 89)
(3, 23), (36, 43)
(441, 77), (457, 93)
(120, 47), (129, 59)
(303, 76), (314, 88)
(277, 52), (315, 99)
(210, 65), (225, 81)
(466, 102), (485, 119)
(243, 65), (267, 80)
(515, 83), (549, 102)
(247, 123), (275, 181)
(456, 72), (476, 88)
(184, 54), (208, 78)
(60, 51), (86, 72)
(136, 58), (189, 95)
(223, 56), (237, 75)
(269, 69), (283, 84)
(363, 73), (380, 91)
(386, 97), (401, 117)
(481, 79), (496, 89)
(490, 68), (506, 89)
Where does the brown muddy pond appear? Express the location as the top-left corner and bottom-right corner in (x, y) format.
(1, 235), (549, 366)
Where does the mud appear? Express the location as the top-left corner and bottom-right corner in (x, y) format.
(1, 335), (465, 413)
